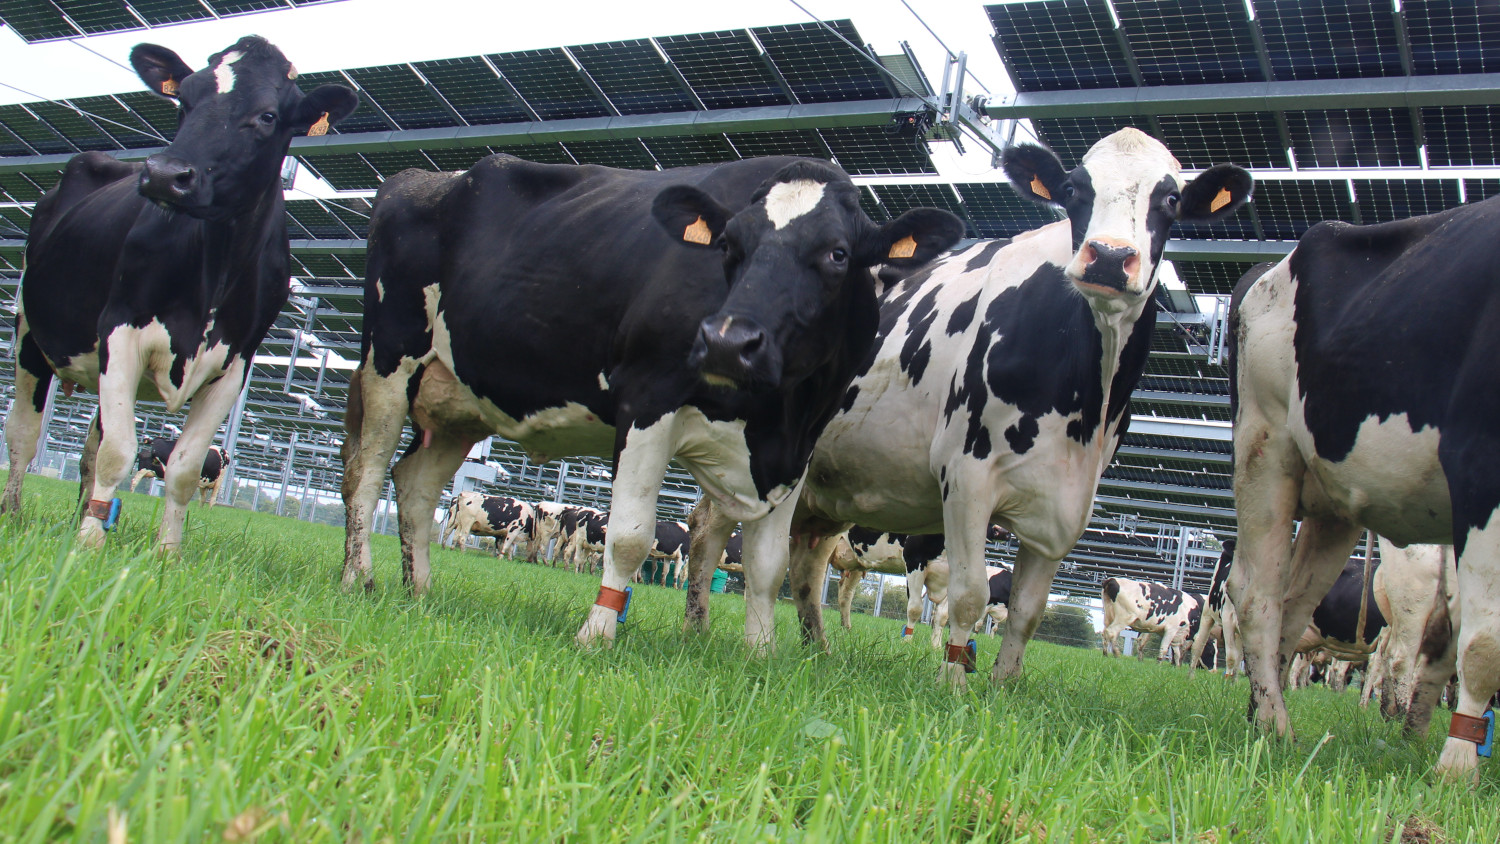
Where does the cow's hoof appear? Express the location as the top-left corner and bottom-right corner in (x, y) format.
(576, 605), (618, 648)
(938, 662), (969, 691)
(77, 522), (107, 549)
(1435, 738), (1480, 784)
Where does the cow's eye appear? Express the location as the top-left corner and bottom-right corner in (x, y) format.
(829, 248), (848, 264)
(258, 112), (277, 125)
(1063, 184), (1076, 199)
(1165, 193), (1180, 213)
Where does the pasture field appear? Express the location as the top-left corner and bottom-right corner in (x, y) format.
(0, 474), (1494, 843)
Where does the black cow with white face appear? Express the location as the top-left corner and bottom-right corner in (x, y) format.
(1228, 191), (1500, 780)
(339, 153), (962, 651)
(1, 37), (356, 551)
(686, 129), (1249, 677)
(1188, 539), (1241, 676)
(129, 436), (229, 507)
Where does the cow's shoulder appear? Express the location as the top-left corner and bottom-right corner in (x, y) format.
(29, 152), (141, 246)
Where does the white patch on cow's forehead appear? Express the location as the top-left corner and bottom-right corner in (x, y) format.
(764, 180), (826, 230)
(1082, 127), (1181, 179)
(214, 50), (245, 94)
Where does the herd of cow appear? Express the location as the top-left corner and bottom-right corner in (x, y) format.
(4, 36), (1498, 781)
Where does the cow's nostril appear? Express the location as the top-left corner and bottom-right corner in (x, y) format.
(173, 168), (195, 187)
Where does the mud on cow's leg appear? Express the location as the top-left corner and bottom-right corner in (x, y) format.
(158, 360), (245, 552)
(788, 523), (839, 649)
(392, 430), (471, 594)
(2, 331), (53, 517)
(684, 497), (735, 632)
(991, 544), (1063, 685)
(341, 363), (419, 592)
(577, 416), (676, 647)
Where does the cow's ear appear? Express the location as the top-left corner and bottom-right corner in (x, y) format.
(1179, 164), (1252, 222)
(292, 84), (360, 134)
(1001, 143), (1069, 206)
(855, 208), (965, 268)
(652, 185), (732, 248)
(130, 43), (194, 100)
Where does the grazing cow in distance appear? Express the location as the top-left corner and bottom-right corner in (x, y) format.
(563, 507), (608, 574)
(130, 437), (229, 507)
(1189, 539), (1242, 676)
(1, 37), (356, 550)
(644, 520), (691, 586)
(337, 151), (963, 645)
(826, 528), (949, 646)
(1228, 191), (1500, 779)
(971, 566), (1013, 634)
(1100, 577), (1202, 663)
(689, 129), (1250, 681)
(441, 492), (535, 559)
(1294, 556), (1386, 661)
(531, 501), (570, 564)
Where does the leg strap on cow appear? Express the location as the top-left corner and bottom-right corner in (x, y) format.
(1450, 711), (1491, 744)
(945, 640), (977, 674)
(595, 585), (633, 623)
(83, 498), (122, 531)
(902, 625), (914, 637)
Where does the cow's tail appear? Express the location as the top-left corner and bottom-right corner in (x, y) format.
(1357, 530), (1374, 647)
(1102, 577), (1120, 603)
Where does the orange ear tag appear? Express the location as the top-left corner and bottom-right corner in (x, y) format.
(161, 78), (178, 96)
(888, 235), (918, 259)
(307, 113), (330, 137)
(1209, 187), (1233, 213)
(683, 216), (712, 245)
(1029, 175), (1051, 200)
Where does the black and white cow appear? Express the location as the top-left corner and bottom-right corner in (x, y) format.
(1100, 577), (1202, 663)
(0, 37), (356, 550)
(338, 151), (963, 649)
(644, 520), (691, 586)
(129, 436), (229, 507)
(1188, 539), (1242, 676)
(1294, 556), (1387, 661)
(1226, 193), (1500, 779)
(441, 492), (535, 558)
(972, 566), (1013, 635)
(826, 528), (949, 645)
(530, 501), (571, 564)
(685, 129), (1250, 679)
(559, 506), (608, 574)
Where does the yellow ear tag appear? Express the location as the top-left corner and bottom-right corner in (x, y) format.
(1030, 175), (1051, 200)
(307, 113), (330, 137)
(1209, 187), (1233, 213)
(888, 234), (918, 259)
(683, 216), (712, 245)
(161, 78), (178, 96)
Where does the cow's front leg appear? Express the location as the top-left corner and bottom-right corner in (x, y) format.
(923, 562), (950, 650)
(2, 330), (53, 516)
(738, 484), (802, 653)
(684, 498), (735, 632)
(989, 543), (1062, 684)
(577, 417), (676, 647)
(79, 333), (148, 547)
(391, 430), (470, 594)
(904, 567), (928, 640)
(158, 360), (245, 552)
(935, 494), (993, 689)
(1435, 523), (1500, 781)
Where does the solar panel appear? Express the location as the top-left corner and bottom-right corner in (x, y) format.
(568, 40), (696, 116)
(129, 0), (214, 26)
(65, 95), (165, 148)
(345, 65), (456, 130)
(1157, 112), (1285, 170)
(952, 181), (1058, 238)
(488, 49), (610, 121)
(422, 146), (497, 173)
(1285, 108), (1418, 168)
(820, 126), (934, 176)
(413, 57), (531, 125)
(53, 0), (138, 35)
(751, 20), (890, 103)
(0, 171), (60, 202)
(858, 186), (890, 222)
(1464, 178), (1500, 203)
(1252, 179), (1354, 240)
(209, 0), (291, 14)
(291, 254), (355, 278)
(361, 149), (439, 182)
(0, 123), (34, 158)
(877, 52), (931, 97)
(1032, 116), (1153, 164)
(1173, 259), (1249, 295)
(561, 138), (657, 170)
(656, 30), (789, 110)
(291, 70), (384, 134)
(0, 207), (31, 238)
(28, 101), (118, 152)
(1111, 0), (1264, 85)
(1405, 0), (1500, 75)
(871, 184), (968, 235)
(297, 153), (380, 191)
(1176, 203), (1257, 241)
(113, 91), (180, 140)
(641, 135), (739, 169)
(285, 201), (353, 240)
(0, 105), (74, 155)
(723, 129), (827, 161)
(1352, 179), (1462, 224)
(0, 0), (79, 40)
(985, 0), (1135, 92)
(493, 143), (577, 166)
(1422, 105), (1500, 167)
(1254, 0), (1404, 80)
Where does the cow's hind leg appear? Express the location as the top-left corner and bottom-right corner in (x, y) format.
(788, 528), (838, 648)
(925, 564), (951, 650)
(2, 329), (53, 516)
(390, 429), (470, 594)
(341, 363), (419, 591)
(158, 361), (245, 552)
(684, 498), (734, 633)
(905, 567), (928, 639)
(990, 544), (1063, 684)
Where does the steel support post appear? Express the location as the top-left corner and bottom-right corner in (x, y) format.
(872, 572), (884, 618)
(275, 432), (298, 517)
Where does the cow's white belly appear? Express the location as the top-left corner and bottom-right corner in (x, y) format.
(61, 320), (235, 411)
(1292, 407), (1450, 545)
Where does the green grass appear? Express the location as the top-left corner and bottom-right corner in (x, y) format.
(0, 474), (1495, 843)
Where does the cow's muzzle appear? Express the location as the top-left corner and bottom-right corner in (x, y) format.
(139, 154), (202, 206)
(1074, 239), (1140, 294)
(689, 315), (781, 391)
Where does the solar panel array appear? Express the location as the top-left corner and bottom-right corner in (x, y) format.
(0, 0), (346, 42)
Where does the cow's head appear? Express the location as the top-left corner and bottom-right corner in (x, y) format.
(130, 37), (358, 217)
(653, 160), (964, 391)
(1002, 129), (1251, 308)
(135, 443), (154, 472)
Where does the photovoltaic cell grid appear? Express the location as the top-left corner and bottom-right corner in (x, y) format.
(488, 50), (611, 121)
(642, 135), (740, 169)
(1465, 179), (1500, 203)
(1156, 112), (1285, 169)
(0, 0), (345, 41)
(1254, 0), (1404, 80)
(1404, 0), (1500, 75)
(1173, 259), (1250, 295)
(1286, 108), (1419, 168)
(751, 21), (891, 104)
(567, 41), (695, 116)
(953, 182), (1060, 238)
(412, 58), (531, 125)
(1353, 179), (1461, 223)
(870, 184), (967, 234)
(1110, 0), (1264, 86)
(1251, 180), (1355, 239)
(655, 30), (788, 110)
(344, 65), (455, 131)
(1031, 116), (1153, 163)
(1422, 105), (1500, 167)
(985, 0), (1135, 92)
